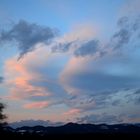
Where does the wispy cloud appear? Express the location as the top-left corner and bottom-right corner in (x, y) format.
(74, 40), (99, 57)
(3, 45), (68, 111)
(63, 108), (80, 116)
(0, 76), (3, 83)
(110, 16), (140, 50)
(51, 23), (97, 54)
(23, 101), (49, 109)
(4, 54), (50, 100)
(0, 20), (57, 59)
(77, 113), (123, 124)
(51, 15), (140, 58)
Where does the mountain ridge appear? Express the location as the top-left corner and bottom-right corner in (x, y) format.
(7, 122), (140, 135)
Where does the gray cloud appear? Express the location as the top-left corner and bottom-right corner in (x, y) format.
(63, 87), (140, 124)
(77, 113), (123, 124)
(82, 112), (140, 124)
(112, 99), (121, 106)
(0, 20), (57, 59)
(134, 89), (140, 94)
(120, 88), (140, 107)
(117, 16), (129, 27)
(111, 16), (140, 50)
(132, 15), (140, 31)
(52, 41), (75, 53)
(65, 94), (95, 111)
(51, 39), (100, 57)
(112, 29), (130, 49)
(64, 89), (122, 112)
(0, 76), (3, 83)
(135, 97), (140, 105)
(51, 16), (140, 57)
(74, 40), (99, 57)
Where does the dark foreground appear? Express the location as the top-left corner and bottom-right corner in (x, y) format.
(0, 123), (140, 139)
(0, 131), (140, 139)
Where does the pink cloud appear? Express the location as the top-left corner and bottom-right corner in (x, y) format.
(60, 56), (91, 95)
(23, 101), (49, 109)
(63, 108), (81, 116)
(4, 47), (51, 100)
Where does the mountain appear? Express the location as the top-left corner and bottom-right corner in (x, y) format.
(13, 122), (140, 135)
(1, 123), (140, 139)
(9, 120), (64, 129)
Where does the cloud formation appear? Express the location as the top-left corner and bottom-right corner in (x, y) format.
(110, 16), (140, 50)
(23, 101), (49, 109)
(78, 111), (140, 124)
(1, 12), (140, 123)
(50, 15), (140, 58)
(2, 16), (139, 59)
(63, 108), (80, 116)
(4, 45), (69, 110)
(0, 76), (3, 83)
(64, 94), (96, 111)
(0, 20), (57, 59)
(77, 113), (124, 124)
(4, 55), (49, 100)
(60, 54), (140, 97)
(74, 40), (99, 57)
(51, 23), (97, 55)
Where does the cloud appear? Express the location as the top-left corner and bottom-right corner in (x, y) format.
(4, 45), (68, 104)
(112, 28), (130, 49)
(23, 101), (49, 109)
(125, 88), (140, 105)
(62, 88), (140, 124)
(135, 97), (140, 105)
(63, 108), (80, 116)
(51, 23), (97, 54)
(2, 16), (139, 60)
(1, 15), (140, 123)
(0, 20), (57, 59)
(0, 76), (3, 83)
(74, 40), (99, 57)
(51, 15), (140, 58)
(0, 15), (139, 61)
(77, 113), (123, 124)
(66, 16), (139, 60)
(112, 99), (121, 106)
(64, 71), (138, 91)
(134, 89), (140, 94)
(59, 52), (140, 120)
(60, 54), (140, 96)
(4, 55), (50, 100)
(52, 41), (75, 53)
(65, 94), (95, 111)
(64, 89), (122, 112)
(110, 16), (140, 50)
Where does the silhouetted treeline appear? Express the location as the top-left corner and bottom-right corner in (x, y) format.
(0, 102), (7, 131)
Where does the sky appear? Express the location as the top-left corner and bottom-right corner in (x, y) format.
(0, 0), (140, 124)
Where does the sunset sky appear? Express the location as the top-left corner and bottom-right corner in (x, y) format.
(0, 0), (140, 124)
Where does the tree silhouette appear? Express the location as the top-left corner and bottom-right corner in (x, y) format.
(0, 102), (7, 129)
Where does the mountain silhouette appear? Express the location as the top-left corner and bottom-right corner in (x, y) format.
(9, 120), (64, 128)
(11, 122), (140, 134)
(1, 123), (140, 139)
